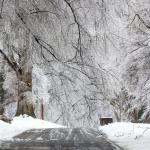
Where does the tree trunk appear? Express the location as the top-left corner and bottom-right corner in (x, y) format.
(0, 72), (4, 115)
(15, 66), (35, 117)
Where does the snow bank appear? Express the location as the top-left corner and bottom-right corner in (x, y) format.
(99, 122), (150, 150)
(0, 115), (65, 141)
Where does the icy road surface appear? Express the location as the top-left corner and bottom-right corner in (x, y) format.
(0, 128), (123, 150)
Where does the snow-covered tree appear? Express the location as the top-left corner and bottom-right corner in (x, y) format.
(0, 0), (150, 126)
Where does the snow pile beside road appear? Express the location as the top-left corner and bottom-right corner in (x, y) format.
(100, 122), (150, 150)
(0, 115), (65, 140)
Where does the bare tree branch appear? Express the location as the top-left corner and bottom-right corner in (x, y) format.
(0, 0), (4, 18)
(130, 14), (150, 29)
(30, 10), (58, 17)
(63, 0), (83, 61)
(15, 9), (60, 61)
(0, 49), (21, 74)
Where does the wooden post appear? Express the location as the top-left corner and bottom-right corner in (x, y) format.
(40, 99), (44, 120)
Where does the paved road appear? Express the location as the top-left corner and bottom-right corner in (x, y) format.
(0, 128), (123, 150)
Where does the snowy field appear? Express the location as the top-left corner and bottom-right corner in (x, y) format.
(0, 115), (65, 141)
(100, 122), (150, 150)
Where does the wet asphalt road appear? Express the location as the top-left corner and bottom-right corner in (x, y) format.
(0, 128), (123, 150)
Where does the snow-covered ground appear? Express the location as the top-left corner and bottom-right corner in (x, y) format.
(0, 115), (65, 141)
(100, 122), (150, 150)
(1, 116), (150, 150)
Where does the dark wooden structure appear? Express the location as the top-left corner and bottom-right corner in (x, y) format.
(100, 117), (113, 126)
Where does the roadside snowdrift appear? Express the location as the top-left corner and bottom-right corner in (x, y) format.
(100, 122), (150, 150)
(0, 115), (65, 140)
